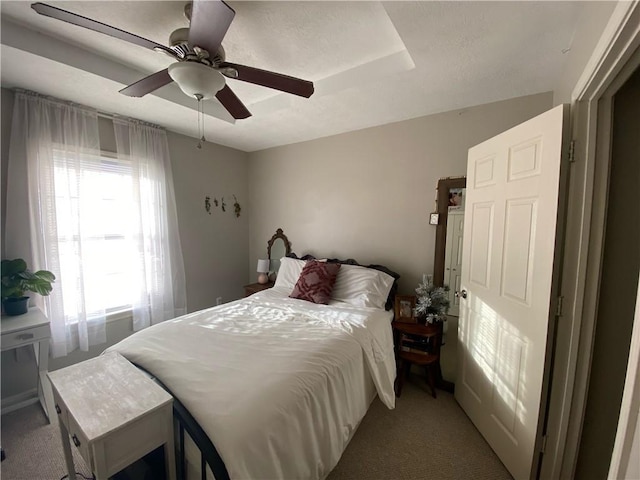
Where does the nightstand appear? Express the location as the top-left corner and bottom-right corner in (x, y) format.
(48, 352), (176, 480)
(1, 307), (56, 422)
(244, 281), (274, 297)
(392, 321), (443, 398)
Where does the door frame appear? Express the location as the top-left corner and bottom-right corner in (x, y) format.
(541, 3), (640, 478)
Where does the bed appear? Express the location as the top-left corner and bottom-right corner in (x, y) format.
(106, 256), (399, 480)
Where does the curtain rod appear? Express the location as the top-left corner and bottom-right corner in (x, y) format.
(97, 111), (164, 131)
(14, 88), (163, 130)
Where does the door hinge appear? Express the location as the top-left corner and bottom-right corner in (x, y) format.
(556, 296), (564, 317)
(541, 435), (548, 454)
(568, 140), (576, 163)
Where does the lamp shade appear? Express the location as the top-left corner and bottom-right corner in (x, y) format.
(256, 259), (270, 273)
(168, 61), (225, 100)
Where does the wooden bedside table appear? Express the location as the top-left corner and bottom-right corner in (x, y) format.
(392, 321), (444, 398)
(48, 352), (176, 480)
(244, 281), (274, 297)
(1, 307), (56, 422)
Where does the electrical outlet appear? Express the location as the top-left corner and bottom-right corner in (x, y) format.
(216, 296), (223, 306)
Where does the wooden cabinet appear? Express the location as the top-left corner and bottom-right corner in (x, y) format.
(48, 352), (176, 480)
(244, 281), (274, 297)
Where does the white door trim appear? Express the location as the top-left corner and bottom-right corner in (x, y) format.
(541, 2), (640, 478)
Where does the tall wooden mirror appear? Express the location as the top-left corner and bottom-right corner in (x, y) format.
(267, 228), (292, 273)
(433, 177), (466, 315)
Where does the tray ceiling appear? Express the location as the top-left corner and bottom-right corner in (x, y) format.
(1, 1), (583, 152)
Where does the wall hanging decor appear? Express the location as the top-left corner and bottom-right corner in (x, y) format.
(233, 195), (241, 217)
(204, 194), (241, 218)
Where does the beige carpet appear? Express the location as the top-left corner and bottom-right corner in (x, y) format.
(1, 375), (511, 480)
(1, 401), (92, 480)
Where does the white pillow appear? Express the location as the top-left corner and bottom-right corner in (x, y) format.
(330, 264), (394, 310)
(273, 257), (307, 291)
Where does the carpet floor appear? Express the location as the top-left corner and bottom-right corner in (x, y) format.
(1, 374), (511, 480)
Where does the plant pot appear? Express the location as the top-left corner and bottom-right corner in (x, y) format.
(2, 297), (29, 316)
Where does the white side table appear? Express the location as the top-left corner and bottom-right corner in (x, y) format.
(48, 352), (176, 480)
(1, 307), (56, 422)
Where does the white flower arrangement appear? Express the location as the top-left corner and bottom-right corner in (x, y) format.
(414, 274), (450, 324)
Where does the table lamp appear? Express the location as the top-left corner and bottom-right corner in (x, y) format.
(257, 259), (270, 284)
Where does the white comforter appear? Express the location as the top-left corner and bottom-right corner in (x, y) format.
(106, 287), (396, 480)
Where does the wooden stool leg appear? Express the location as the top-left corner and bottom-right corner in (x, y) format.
(426, 364), (437, 398)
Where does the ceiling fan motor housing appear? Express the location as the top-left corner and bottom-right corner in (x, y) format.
(169, 27), (189, 47)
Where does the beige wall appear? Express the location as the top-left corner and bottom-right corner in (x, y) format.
(1, 88), (250, 400)
(167, 128), (250, 311)
(247, 91), (554, 381)
(553, 1), (617, 104)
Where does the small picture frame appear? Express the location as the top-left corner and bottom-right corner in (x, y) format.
(448, 188), (465, 211)
(394, 295), (417, 323)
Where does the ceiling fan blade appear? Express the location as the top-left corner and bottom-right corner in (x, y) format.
(216, 85), (251, 119)
(119, 69), (173, 97)
(189, 0), (235, 57)
(220, 63), (314, 98)
(31, 3), (174, 55)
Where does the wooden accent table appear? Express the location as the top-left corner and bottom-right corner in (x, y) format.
(48, 352), (176, 480)
(244, 281), (274, 297)
(392, 321), (443, 398)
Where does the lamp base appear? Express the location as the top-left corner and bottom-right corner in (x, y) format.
(257, 273), (269, 285)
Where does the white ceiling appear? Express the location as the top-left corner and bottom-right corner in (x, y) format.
(1, 1), (583, 152)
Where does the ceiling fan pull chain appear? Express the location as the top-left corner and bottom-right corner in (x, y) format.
(200, 95), (206, 145)
(196, 94), (203, 149)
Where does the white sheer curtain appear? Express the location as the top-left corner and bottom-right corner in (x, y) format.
(6, 91), (106, 357)
(6, 91), (187, 357)
(113, 118), (186, 330)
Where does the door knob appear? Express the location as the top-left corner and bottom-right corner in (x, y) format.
(455, 290), (468, 299)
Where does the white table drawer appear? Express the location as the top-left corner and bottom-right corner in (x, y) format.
(51, 387), (69, 427)
(68, 413), (92, 470)
(1, 324), (50, 350)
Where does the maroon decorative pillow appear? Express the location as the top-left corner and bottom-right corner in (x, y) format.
(290, 260), (342, 304)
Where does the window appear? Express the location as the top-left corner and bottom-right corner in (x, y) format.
(53, 149), (140, 320)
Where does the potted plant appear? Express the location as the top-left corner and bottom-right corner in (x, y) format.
(414, 274), (450, 324)
(1, 258), (55, 316)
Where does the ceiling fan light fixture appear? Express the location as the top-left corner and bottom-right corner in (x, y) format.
(168, 61), (225, 100)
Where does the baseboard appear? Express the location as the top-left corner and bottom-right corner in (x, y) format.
(1, 389), (38, 415)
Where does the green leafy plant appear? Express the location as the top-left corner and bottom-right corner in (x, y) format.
(414, 275), (450, 324)
(1, 259), (55, 301)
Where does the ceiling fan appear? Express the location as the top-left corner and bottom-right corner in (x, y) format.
(31, 1), (315, 120)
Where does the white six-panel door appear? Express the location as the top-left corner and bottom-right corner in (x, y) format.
(455, 105), (567, 480)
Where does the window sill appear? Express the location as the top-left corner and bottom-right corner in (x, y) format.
(66, 309), (132, 326)
(106, 309), (132, 324)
